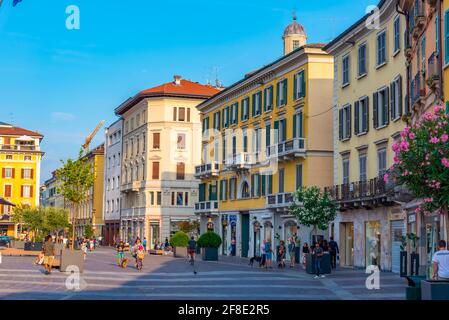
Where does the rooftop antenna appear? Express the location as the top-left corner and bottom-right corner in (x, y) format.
(213, 66), (222, 88)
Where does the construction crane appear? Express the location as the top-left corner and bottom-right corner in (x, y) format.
(82, 120), (105, 152)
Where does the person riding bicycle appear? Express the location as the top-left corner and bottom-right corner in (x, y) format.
(187, 236), (196, 264)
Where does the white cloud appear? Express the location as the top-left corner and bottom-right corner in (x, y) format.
(51, 112), (76, 121)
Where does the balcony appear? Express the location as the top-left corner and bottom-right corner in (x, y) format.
(411, 3), (425, 39)
(0, 144), (39, 152)
(266, 192), (295, 209)
(195, 162), (220, 179)
(404, 31), (412, 60)
(325, 177), (394, 210)
(225, 152), (254, 171)
(194, 201), (219, 215)
(121, 181), (141, 193)
(266, 138), (306, 161)
(426, 52), (440, 92)
(410, 73), (425, 111)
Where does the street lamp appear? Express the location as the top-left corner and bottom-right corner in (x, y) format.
(207, 217), (214, 231)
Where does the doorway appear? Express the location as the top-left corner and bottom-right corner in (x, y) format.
(284, 220), (297, 261)
(391, 220), (405, 273)
(241, 214), (250, 258)
(340, 222), (354, 267)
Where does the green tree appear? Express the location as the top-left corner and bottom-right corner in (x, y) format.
(84, 224), (94, 239)
(289, 186), (337, 242)
(11, 206), (70, 241)
(170, 231), (190, 247)
(55, 149), (95, 249)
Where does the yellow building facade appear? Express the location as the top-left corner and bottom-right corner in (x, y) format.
(0, 122), (43, 237)
(195, 18), (334, 258)
(68, 144), (105, 238)
(324, 0), (407, 272)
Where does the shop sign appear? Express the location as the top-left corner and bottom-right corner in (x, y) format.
(408, 214), (416, 223)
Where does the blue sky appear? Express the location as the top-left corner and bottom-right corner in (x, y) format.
(0, 0), (374, 182)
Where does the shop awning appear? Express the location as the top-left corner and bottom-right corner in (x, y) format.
(0, 197), (16, 207)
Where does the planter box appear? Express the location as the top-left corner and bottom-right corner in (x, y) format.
(421, 280), (449, 300)
(306, 253), (331, 275)
(60, 250), (85, 273)
(173, 247), (188, 258)
(201, 247), (218, 261)
(11, 240), (25, 249)
(24, 242), (43, 251)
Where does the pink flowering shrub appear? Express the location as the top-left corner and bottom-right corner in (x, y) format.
(386, 105), (449, 215)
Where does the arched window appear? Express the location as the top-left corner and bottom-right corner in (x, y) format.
(241, 181), (250, 199)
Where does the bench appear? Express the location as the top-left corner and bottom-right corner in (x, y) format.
(0, 248), (61, 268)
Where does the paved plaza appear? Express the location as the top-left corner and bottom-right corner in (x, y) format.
(0, 247), (407, 300)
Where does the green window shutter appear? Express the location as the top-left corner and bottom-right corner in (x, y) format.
(446, 101), (449, 114)
(268, 174), (273, 195)
(219, 181), (223, 200)
(354, 101), (360, 135)
(445, 10), (449, 64)
(301, 71), (306, 98)
(347, 105), (352, 139)
(385, 87), (390, 126)
(363, 97), (369, 133)
(299, 112), (304, 138)
(199, 183), (205, 202)
(339, 109), (343, 140)
(398, 76), (403, 117)
(373, 93), (379, 129)
(296, 164), (303, 190)
(293, 114), (297, 138)
(282, 119), (287, 141)
(261, 175), (266, 196)
(283, 79), (288, 105)
(266, 124), (271, 148)
(293, 74), (298, 100)
(276, 82), (280, 107)
(222, 109), (225, 128)
(241, 100), (244, 121)
(252, 94), (256, 117)
(263, 89), (267, 112)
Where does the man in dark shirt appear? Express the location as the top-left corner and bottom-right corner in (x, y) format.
(312, 242), (324, 278)
(42, 235), (55, 275)
(329, 237), (340, 269)
(187, 236), (196, 264)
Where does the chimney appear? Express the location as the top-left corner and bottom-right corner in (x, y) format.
(174, 75), (182, 85)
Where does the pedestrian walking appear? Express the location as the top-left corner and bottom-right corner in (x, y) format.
(81, 240), (88, 260)
(260, 240), (266, 268)
(288, 237), (296, 268)
(264, 240), (273, 269)
(132, 238), (145, 270)
(187, 236), (196, 265)
(302, 242), (309, 269)
(143, 237), (147, 251)
(277, 240), (286, 269)
(329, 237), (339, 269)
(312, 242), (325, 279)
(42, 235), (55, 275)
(116, 240), (126, 267)
(432, 240), (449, 281)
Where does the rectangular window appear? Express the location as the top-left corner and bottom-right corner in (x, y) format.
(394, 16), (401, 53)
(24, 156), (32, 161)
(213, 111), (221, 130)
(152, 162), (160, 180)
(342, 54), (350, 86)
(358, 44), (367, 76)
(377, 31), (387, 66)
(176, 162), (185, 180)
(241, 98), (249, 121)
(276, 79), (288, 106)
(22, 185), (31, 198)
(185, 192), (189, 206)
(3, 168), (13, 178)
(150, 192), (154, 205)
(177, 133), (186, 149)
(359, 155), (367, 181)
(354, 97), (369, 135)
(296, 164), (303, 190)
(252, 91), (262, 116)
(373, 87), (390, 128)
(173, 107), (177, 121)
(202, 117), (209, 134)
(4, 185), (12, 197)
(342, 159), (350, 185)
(278, 168), (285, 193)
(339, 104), (352, 140)
(390, 76), (403, 120)
(176, 192), (184, 206)
(231, 102), (238, 125)
(178, 107), (185, 121)
(264, 86), (273, 112)
(252, 173), (260, 197)
(378, 148), (387, 176)
(294, 70), (306, 99)
(171, 192), (175, 206)
(157, 192), (162, 205)
(187, 108), (190, 122)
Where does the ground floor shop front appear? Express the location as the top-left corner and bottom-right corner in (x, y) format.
(333, 205), (405, 272)
(0, 222), (15, 237)
(120, 211), (199, 250)
(199, 210), (326, 259)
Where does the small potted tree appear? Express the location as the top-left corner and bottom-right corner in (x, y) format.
(407, 233), (420, 276)
(399, 235), (408, 277)
(198, 231), (222, 261)
(171, 231), (189, 258)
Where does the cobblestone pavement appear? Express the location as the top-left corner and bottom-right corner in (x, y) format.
(0, 247), (407, 300)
